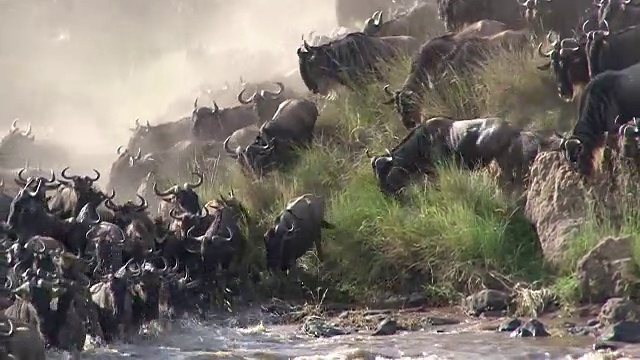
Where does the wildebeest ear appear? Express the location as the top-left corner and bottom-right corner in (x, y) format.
(537, 62), (551, 70)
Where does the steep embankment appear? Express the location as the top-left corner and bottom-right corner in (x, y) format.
(176, 47), (639, 309)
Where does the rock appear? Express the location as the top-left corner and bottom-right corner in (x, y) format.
(372, 317), (397, 336)
(598, 298), (640, 326)
(499, 318), (522, 332)
(510, 319), (549, 338)
(577, 237), (640, 303)
(464, 289), (510, 316)
(302, 316), (350, 338)
(425, 317), (460, 326)
(525, 151), (587, 265)
(599, 321), (640, 343)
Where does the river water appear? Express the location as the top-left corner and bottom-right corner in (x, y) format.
(45, 309), (635, 360)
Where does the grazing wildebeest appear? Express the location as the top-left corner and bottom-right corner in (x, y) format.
(537, 32), (590, 101)
(596, 0), (640, 32)
(382, 22), (519, 129)
(190, 98), (260, 142)
(437, 0), (524, 32)
(264, 194), (334, 273)
(154, 171), (204, 219)
(107, 147), (158, 201)
(362, 3), (444, 40)
(367, 117), (524, 193)
(223, 99), (319, 176)
(126, 117), (192, 156)
(560, 62), (640, 175)
(519, 0), (596, 37)
(296, 32), (408, 95)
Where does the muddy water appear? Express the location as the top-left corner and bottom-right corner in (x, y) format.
(45, 309), (632, 360)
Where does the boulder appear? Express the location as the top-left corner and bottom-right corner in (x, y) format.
(598, 298), (640, 327)
(525, 151), (587, 264)
(576, 237), (639, 303)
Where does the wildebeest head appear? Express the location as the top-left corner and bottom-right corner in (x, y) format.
(559, 135), (587, 171)
(184, 224), (235, 262)
(518, 0), (553, 22)
(537, 31), (589, 101)
(383, 85), (422, 129)
(362, 10), (386, 35)
(263, 210), (303, 271)
(153, 171), (204, 215)
(583, 19), (611, 78)
(365, 147), (412, 194)
(86, 222), (126, 276)
(169, 206), (211, 239)
(59, 167), (113, 212)
(596, 0), (640, 31)
(105, 195), (148, 226)
(108, 146), (157, 198)
(223, 134), (277, 175)
(0, 119), (35, 162)
(297, 39), (342, 95)
(190, 98), (226, 141)
(7, 179), (48, 231)
(126, 118), (156, 154)
(14, 167), (59, 202)
(237, 82), (285, 121)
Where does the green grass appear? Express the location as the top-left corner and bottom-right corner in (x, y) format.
(161, 46), (637, 309)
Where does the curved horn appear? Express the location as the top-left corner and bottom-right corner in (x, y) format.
(365, 148), (373, 157)
(537, 42), (554, 57)
(602, 19), (610, 33)
(193, 97), (198, 109)
(21, 122), (31, 137)
(135, 194), (147, 210)
(169, 208), (185, 220)
(624, 0), (632, 3)
(212, 101), (220, 113)
(4, 277), (11, 290)
(0, 318), (15, 337)
(303, 39), (312, 51)
(9, 119), (18, 134)
(237, 87), (254, 104)
(104, 199), (118, 211)
(16, 168), (28, 186)
(200, 206), (210, 218)
(153, 182), (175, 197)
(134, 148), (142, 161)
(185, 172), (203, 190)
(117, 145), (127, 155)
(214, 227), (234, 243)
(134, 118), (141, 128)
(104, 189), (116, 200)
(383, 84), (394, 96)
(583, 19), (594, 33)
(47, 169), (56, 183)
(263, 82), (284, 99)
(385, 148), (392, 157)
(61, 166), (75, 181)
(223, 136), (239, 159)
(88, 169), (100, 182)
(157, 257), (169, 273)
(28, 180), (42, 199)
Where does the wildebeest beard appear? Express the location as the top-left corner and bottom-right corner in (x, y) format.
(372, 125), (436, 193)
(563, 75), (619, 174)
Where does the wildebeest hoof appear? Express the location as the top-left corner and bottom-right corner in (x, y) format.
(372, 317), (398, 336)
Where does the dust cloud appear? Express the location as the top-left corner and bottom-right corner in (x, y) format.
(0, 0), (338, 181)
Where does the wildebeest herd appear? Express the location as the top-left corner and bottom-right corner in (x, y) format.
(1, 0), (640, 358)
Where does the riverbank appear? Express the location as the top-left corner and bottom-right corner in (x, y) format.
(168, 46), (640, 314)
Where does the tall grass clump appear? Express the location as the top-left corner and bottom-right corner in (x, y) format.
(170, 46), (580, 303)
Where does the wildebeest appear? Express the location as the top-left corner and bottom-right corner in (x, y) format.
(236, 82), (290, 122)
(537, 32), (590, 101)
(560, 62), (640, 174)
(362, 3), (444, 40)
(335, 0), (411, 27)
(263, 194), (334, 273)
(0, 315), (46, 360)
(367, 116), (524, 193)
(154, 171), (204, 219)
(0, 119), (69, 170)
(224, 125), (261, 152)
(190, 98), (260, 142)
(596, 0), (640, 32)
(125, 117), (192, 156)
(296, 32), (409, 95)
(437, 0), (524, 32)
(580, 22), (640, 78)
(107, 147), (158, 201)
(48, 167), (113, 219)
(519, 0), (596, 37)
(223, 99), (319, 176)
(383, 22), (521, 129)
